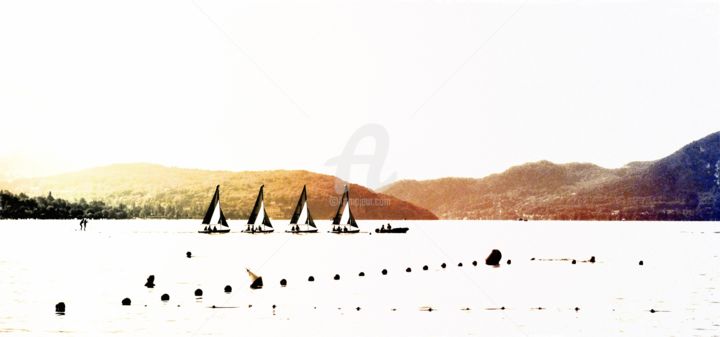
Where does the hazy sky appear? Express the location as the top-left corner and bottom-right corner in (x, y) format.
(1, 0), (719, 187)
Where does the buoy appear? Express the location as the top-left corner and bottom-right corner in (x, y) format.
(441, 263), (447, 269)
(356, 307), (361, 311)
(571, 259), (577, 264)
(224, 285), (232, 293)
(272, 304), (276, 309)
(122, 298), (131, 306)
(531, 257), (536, 261)
(406, 267), (412, 273)
(650, 309), (656, 313)
(186, 251), (192, 258)
(422, 265), (429, 271)
(381, 269), (388, 275)
(194, 289), (203, 297)
(247, 269), (263, 289)
(280, 279), (287, 287)
(161, 294), (170, 301)
(575, 307), (580, 312)
(472, 261), (477, 266)
(507, 259), (512, 265)
(458, 262), (463, 267)
(639, 260), (644, 266)
(358, 272), (365, 277)
(501, 306), (505, 310)
(589, 256), (596, 263)
(334, 274), (340, 280)
(145, 275), (155, 288)
(485, 249), (502, 266)
(55, 302), (66, 313)
(308, 276), (315, 282)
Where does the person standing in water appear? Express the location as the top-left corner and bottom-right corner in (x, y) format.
(79, 218), (84, 231)
(83, 218), (88, 231)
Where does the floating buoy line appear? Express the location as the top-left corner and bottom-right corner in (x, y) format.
(52, 250), (653, 316)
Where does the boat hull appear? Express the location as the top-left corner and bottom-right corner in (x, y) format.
(329, 229), (361, 234)
(374, 227), (409, 234)
(241, 229), (275, 234)
(285, 229), (319, 233)
(198, 229), (231, 234)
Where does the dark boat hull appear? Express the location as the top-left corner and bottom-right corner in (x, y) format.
(285, 229), (319, 233)
(241, 229), (275, 234)
(198, 229), (231, 234)
(375, 227), (409, 233)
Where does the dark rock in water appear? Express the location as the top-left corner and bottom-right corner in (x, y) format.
(334, 274), (340, 280)
(406, 267), (412, 273)
(280, 279), (287, 287)
(441, 263), (447, 269)
(358, 272), (365, 277)
(250, 277), (263, 289)
(501, 306), (505, 310)
(650, 309), (656, 313)
(224, 285), (232, 293)
(381, 269), (388, 275)
(272, 304), (276, 309)
(422, 265), (429, 271)
(145, 275), (155, 288)
(458, 262), (463, 267)
(356, 307), (361, 311)
(507, 260), (512, 265)
(161, 294), (170, 301)
(639, 260), (644, 266)
(472, 261), (477, 266)
(486, 249), (502, 266)
(589, 256), (596, 263)
(571, 259), (577, 265)
(122, 298), (131, 306)
(575, 307), (580, 312)
(194, 289), (203, 297)
(186, 251), (192, 258)
(55, 302), (65, 313)
(531, 257), (536, 261)
(308, 276), (315, 282)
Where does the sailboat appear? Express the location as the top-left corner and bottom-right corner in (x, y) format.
(242, 185), (274, 234)
(330, 185), (360, 233)
(198, 185), (231, 234)
(285, 185), (318, 233)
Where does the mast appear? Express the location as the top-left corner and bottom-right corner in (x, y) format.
(202, 185), (229, 227)
(248, 185), (273, 228)
(332, 185), (357, 227)
(291, 185), (316, 228)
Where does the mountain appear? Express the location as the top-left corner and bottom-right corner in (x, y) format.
(381, 132), (720, 220)
(0, 164), (437, 220)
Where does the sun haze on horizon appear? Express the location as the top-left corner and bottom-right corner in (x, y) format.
(1, 0), (719, 186)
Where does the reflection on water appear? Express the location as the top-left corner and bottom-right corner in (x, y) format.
(0, 219), (718, 336)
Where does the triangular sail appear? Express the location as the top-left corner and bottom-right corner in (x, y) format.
(202, 185), (229, 227)
(290, 185), (316, 228)
(332, 185), (357, 227)
(247, 185), (273, 228)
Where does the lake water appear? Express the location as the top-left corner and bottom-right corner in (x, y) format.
(0, 220), (718, 336)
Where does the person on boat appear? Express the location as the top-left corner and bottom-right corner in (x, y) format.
(343, 227), (348, 232)
(381, 224), (385, 231)
(213, 226), (217, 232)
(387, 223), (392, 230)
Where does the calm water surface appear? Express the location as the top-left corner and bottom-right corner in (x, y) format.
(0, 220), (719, 336)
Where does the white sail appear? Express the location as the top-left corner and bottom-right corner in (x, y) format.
(340, 199), (350, 225)
(210, 201), (221, 224)
(297, 201), (308, 225)
(256, 201), (266, 226)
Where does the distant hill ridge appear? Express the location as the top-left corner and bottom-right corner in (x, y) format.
(0, 164), (437, 220)
(381, 132), (720, 220)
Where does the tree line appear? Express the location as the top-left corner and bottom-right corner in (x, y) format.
(0, 190), (199, 219)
